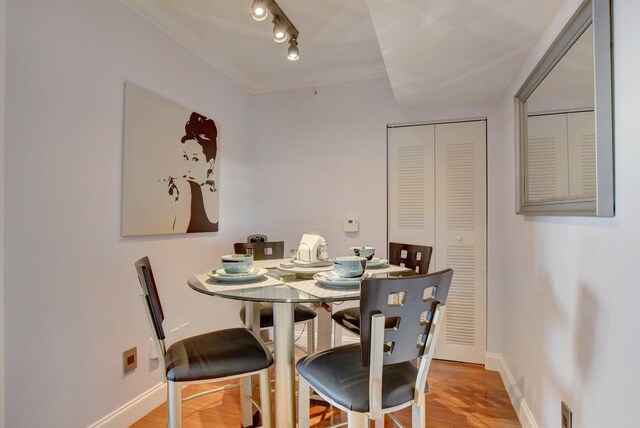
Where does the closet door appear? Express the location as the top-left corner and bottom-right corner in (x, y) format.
(526, 114), (569, 202)
(387, 125), (436, 248)
(526, 111), (595, 202)
(567, 111), (596, 198)
(433, 121), (486, 364)
(388, 120), (486, 364)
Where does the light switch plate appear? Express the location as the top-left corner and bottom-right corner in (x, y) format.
(343, 218), (359, 232)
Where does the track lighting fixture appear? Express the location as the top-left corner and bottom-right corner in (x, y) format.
(251, 0), (268, 21)
(287, 38), (299, 61)
(272, 16), (288, 43)
(250, 0), (300, 60)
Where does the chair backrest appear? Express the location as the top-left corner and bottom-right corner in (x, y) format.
(134, 257), (166, 341)
(388, 242), (432, 275)
(359, 269), (453, 367)
(233, 241), (285, 260)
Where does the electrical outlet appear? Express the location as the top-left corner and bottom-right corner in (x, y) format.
(561, 401), (572, 428)
(123, 347), (137, 374)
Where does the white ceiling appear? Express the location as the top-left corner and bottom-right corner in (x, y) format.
(121, 0), (564, 109)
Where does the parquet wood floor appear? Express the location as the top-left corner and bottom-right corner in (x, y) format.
(132, 346), (520, 427)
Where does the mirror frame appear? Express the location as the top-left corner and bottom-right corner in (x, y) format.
(515, 0), (614, 216)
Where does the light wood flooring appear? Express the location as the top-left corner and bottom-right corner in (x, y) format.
(132, 347), (520, 427)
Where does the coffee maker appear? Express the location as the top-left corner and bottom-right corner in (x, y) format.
(296, 234), (329, 265)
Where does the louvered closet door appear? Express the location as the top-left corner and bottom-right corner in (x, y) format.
(433, 121), (486, 364)
(567, 111), (596, 198)
(388, 120), (486, 364)
(387, 125), (436, 247)
(526, 114), (569, 202)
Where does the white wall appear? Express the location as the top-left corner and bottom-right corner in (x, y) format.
(251, 77), (505, 355)
(0, 0), (6, 425)
(494, 0), (640, 426)
(4, 0), (255, 426)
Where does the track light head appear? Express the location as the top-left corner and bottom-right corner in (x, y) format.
(251, 0), (268, 21)
(272, 16), (288, 43)
(287, 38), (299, 61)
(251, 0), (299, 59)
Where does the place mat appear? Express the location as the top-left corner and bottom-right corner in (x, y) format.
(286, 279), (361, 299)
(367, 264), (411, 275)
(277, 263), (334, 275)
(284, 264), (412, 299)
(252, 259), (290, 269)
(193, 273), (281, 292)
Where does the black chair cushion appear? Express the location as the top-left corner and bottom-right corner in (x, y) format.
(331, 307), (362, 335)
(332, 307), (397, 336)
(165, 328), (273, 382)
(296, 344), (427, 413)
(239, 303), (316, 328)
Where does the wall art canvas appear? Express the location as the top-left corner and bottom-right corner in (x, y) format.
(122, 82), (220, 236)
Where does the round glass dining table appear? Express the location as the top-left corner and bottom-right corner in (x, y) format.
(188, 260), (411, 428)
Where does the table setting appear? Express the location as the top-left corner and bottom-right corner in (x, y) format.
(199, 237), (409, 298)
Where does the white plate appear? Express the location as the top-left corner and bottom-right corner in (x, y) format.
(366, 258), (389, 268)
(207, 267), (268, 282)
(313, 271), (362, 289)
(215, 267), (262, 277)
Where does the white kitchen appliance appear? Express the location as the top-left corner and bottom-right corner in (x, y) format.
(295, 234), (329, 265)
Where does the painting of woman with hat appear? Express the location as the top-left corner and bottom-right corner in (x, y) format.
(165, 112), (219, 233)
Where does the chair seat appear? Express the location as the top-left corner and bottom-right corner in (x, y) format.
(296, 344), (427, 413)
(331, 307), (361, 335)
(165, 328), (273, 382)
(332, 307), (397, 336)
(240, 303), (316, 328)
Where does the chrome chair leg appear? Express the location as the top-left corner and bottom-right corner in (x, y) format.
(168, 381), (182, 428)
(258, 369), (272, 428)
(333, 322), (342, 347)
(306, 318), (316, 354)
(297, 376), (311, 428)
(412, 401), (426, 428)
(240, 376), (253, 427)
(347, 411), (368, 428)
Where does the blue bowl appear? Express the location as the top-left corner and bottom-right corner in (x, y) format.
(332, 256), (366, 278)
(221, 254), (253, 274)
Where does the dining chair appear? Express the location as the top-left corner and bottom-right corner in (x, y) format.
(234, 241), (317, 353)
(297, 269), (453, 428)
(332, 242), (433, 346)
(234, 241), (284, 260)
(134, 257), (273, 428)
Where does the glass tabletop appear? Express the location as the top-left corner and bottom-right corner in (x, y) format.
(188, 262), (415, 303)
(188, 275), (361, 303)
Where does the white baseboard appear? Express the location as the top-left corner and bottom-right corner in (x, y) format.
(485, 352), (538, 428)
(88, 382), (166, 428)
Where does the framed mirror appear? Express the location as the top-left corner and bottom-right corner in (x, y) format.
(515, 0), (614, 216)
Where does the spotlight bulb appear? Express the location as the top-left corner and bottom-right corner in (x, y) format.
(287, 39), (299, 61)
(273, 17), (288, 43)
(251, 0), (268, 21)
